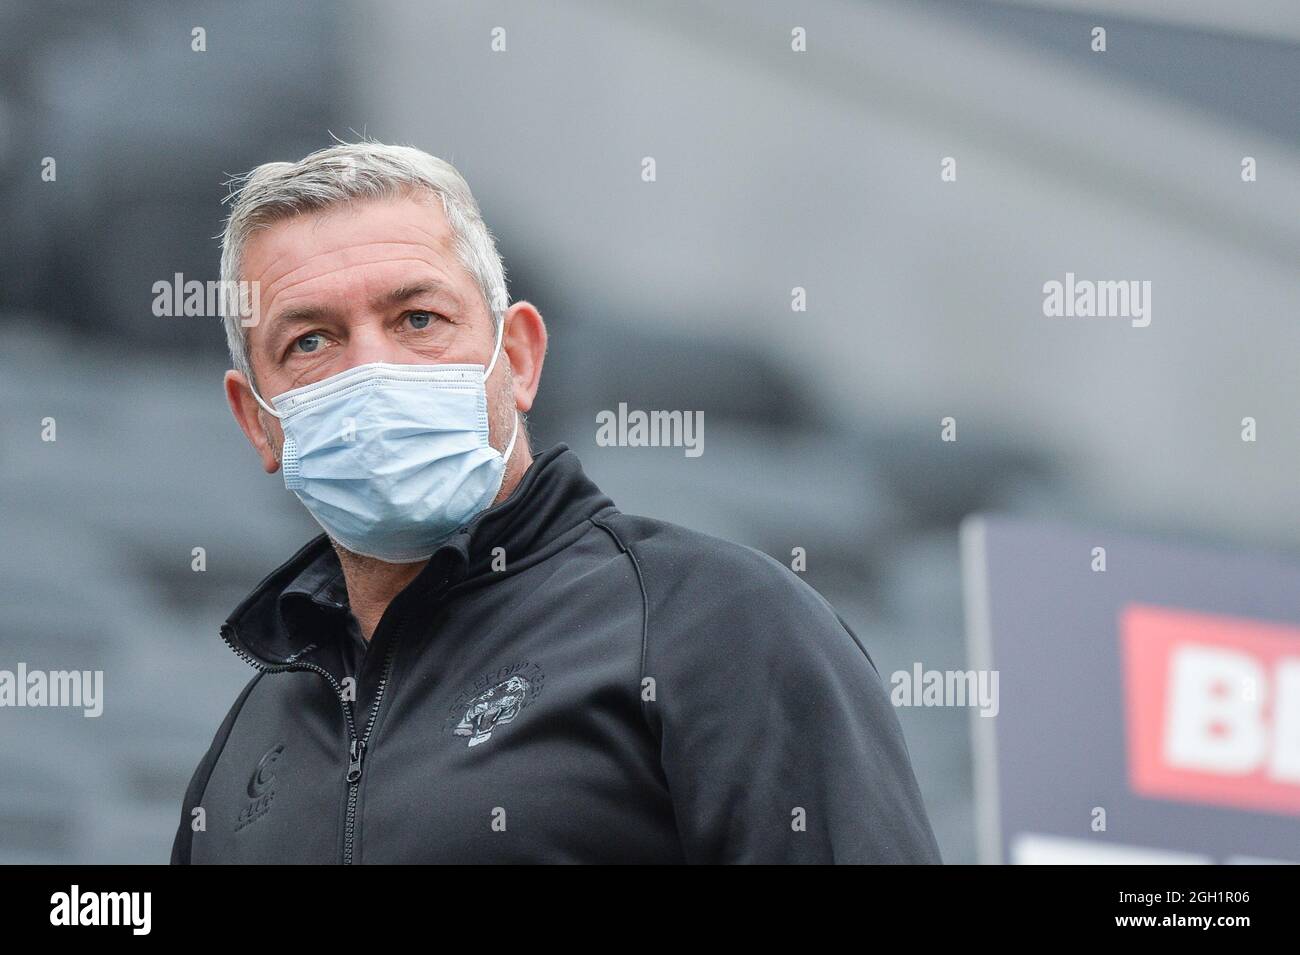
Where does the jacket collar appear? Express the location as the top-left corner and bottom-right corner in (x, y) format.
(222, 444), (615, 667)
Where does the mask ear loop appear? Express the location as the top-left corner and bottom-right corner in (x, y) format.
(248, 380), (283, 419)
(501, 408), (520, 462)
(243, 377), (292, 484)
(485, 315), (506, 379)
(486, 316), (520, 464)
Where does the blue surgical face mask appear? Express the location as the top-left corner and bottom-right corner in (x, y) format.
(248, 322), (519, 563)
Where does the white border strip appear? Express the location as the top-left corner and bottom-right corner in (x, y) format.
(961, 514), (1003, 865)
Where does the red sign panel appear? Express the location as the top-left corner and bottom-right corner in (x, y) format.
(1121, 604), (1300, 816)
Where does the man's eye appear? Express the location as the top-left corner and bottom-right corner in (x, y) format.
(293, 332), (325, 354)
(407, 311), (436, 330)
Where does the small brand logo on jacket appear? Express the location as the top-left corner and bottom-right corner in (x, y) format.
(236, 743), (283, 831)
(445, 661), (545, 747)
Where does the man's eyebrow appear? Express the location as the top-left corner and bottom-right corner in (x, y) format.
(269, 303), (340, 327)
(372, 280), (463, 311)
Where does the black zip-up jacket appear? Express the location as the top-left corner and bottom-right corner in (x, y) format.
(171, 445), (941, 863)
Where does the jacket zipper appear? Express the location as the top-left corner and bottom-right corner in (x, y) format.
(219, 623), (400, 864)
(341, 635), (398, 864)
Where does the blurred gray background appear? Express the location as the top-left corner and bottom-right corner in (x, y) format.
(1, 0), (1297, 863)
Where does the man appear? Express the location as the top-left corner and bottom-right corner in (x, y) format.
(171, 141), (941, 864)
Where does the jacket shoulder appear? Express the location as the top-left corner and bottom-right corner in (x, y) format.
(592, 510), (870, 667)
(596, 510), (799, 582)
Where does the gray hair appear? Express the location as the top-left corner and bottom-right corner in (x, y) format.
(219, 141), (508, 385)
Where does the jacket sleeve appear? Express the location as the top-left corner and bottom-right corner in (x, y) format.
(169, 673), (262, 864)
(639, 545), (942, 864)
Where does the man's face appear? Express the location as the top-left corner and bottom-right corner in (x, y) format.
(235, 194), (513, 463)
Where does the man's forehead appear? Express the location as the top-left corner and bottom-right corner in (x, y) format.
(242, 195), (457, 287)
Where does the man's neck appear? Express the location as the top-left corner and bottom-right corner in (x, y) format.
(335, 442), (533, 641)
(333, 547), (427, 642)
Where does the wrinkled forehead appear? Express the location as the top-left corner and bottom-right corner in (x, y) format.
(240, 193), (461, 291)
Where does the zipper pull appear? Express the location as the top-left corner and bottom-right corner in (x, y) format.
(347, 738), (366, 783)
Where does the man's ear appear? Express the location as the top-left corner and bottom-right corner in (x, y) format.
(224, 370), (282, 474)
(501, 301), (547, 413)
